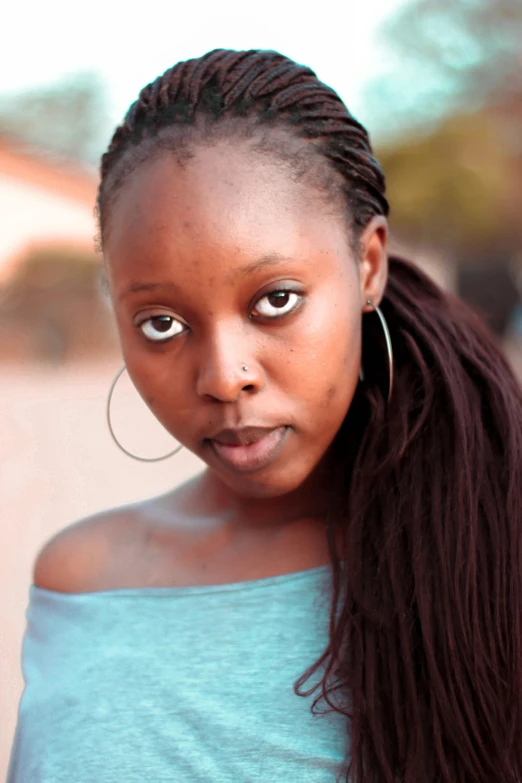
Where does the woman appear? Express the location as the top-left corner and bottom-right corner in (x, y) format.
(8, 49), (522, 782)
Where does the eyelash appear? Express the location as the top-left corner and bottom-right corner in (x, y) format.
(136, 287), (304, 343)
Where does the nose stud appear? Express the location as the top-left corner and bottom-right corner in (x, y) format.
(242, 365), (249, 372)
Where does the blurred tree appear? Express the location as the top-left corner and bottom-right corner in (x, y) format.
(366, 0), (522, 137)
(365, 0), (522, 262)
(0, 247), (118, 363)
(0, 72), (110, 163)
(377, 110), (519, 257)
(376, 104), (522, 337)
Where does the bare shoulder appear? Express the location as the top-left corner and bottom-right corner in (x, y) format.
(33, 476), (207, 594)
(33, 503), (145, 594)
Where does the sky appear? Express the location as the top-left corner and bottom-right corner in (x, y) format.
(1, 0), (405, 132)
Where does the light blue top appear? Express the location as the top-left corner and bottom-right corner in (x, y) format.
(8, 565), (348, 782)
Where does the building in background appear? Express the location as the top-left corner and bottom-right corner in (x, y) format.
(0, 136), (118, 362)
(0, 135), (98, 281)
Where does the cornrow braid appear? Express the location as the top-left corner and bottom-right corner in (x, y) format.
(97, 49), (388, 242)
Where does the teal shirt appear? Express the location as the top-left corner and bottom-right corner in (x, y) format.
(8, 565), (348, 782)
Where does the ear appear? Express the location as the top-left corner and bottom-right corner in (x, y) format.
(358, 216), (388, 313)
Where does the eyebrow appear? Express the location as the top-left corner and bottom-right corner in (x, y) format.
(226, 253), (296, 283)
(118, 254), (296, 301)
(118, 280), (183, 301)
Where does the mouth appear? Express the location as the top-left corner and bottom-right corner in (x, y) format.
(205, 426), (289, 473)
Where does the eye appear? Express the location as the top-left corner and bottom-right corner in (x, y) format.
(252, 290), (302, 319)
(138, 315), (186, 342)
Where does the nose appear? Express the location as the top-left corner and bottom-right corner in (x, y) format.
(195, 328), (264, 403)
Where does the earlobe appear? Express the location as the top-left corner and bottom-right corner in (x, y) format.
(359, 216), (388, 311)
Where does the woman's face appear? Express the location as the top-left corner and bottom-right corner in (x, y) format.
(104, 140), (387, 498)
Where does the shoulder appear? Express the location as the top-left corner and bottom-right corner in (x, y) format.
(33, 475), (211, 594)
(33, 504), (144, 594)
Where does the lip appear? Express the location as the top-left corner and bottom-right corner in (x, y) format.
(206, 426), (289, 473)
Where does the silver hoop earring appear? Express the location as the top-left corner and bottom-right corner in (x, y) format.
(106, 365), (184, 462)
(363, 299), (394, 403)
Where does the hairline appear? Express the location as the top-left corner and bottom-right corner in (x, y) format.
(97, 119), (363, 258)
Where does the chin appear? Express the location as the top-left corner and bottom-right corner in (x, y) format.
(217, 463), (314, 499)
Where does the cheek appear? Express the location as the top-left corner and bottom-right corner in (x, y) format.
(122, 355), (196, 446)
(117, 335), (175, 420)
(279, 292), (361, 404)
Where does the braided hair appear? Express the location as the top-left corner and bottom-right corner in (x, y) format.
(98, 50), (522, 783)
(97, 50), (387, 243)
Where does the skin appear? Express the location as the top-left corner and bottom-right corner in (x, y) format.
(35, 137), (388, 592)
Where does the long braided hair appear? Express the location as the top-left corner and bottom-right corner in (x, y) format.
(97, 50), (522, 782)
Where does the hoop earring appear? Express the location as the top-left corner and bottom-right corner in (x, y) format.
(106, 365), (183, 462)
(363, 299), (394, 403)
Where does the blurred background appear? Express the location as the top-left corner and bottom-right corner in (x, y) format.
(1, 0), (521, 775)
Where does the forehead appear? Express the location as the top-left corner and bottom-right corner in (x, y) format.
(104, 142), (351, 284)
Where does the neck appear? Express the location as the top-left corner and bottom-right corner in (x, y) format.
(199, 459), (334, 533)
